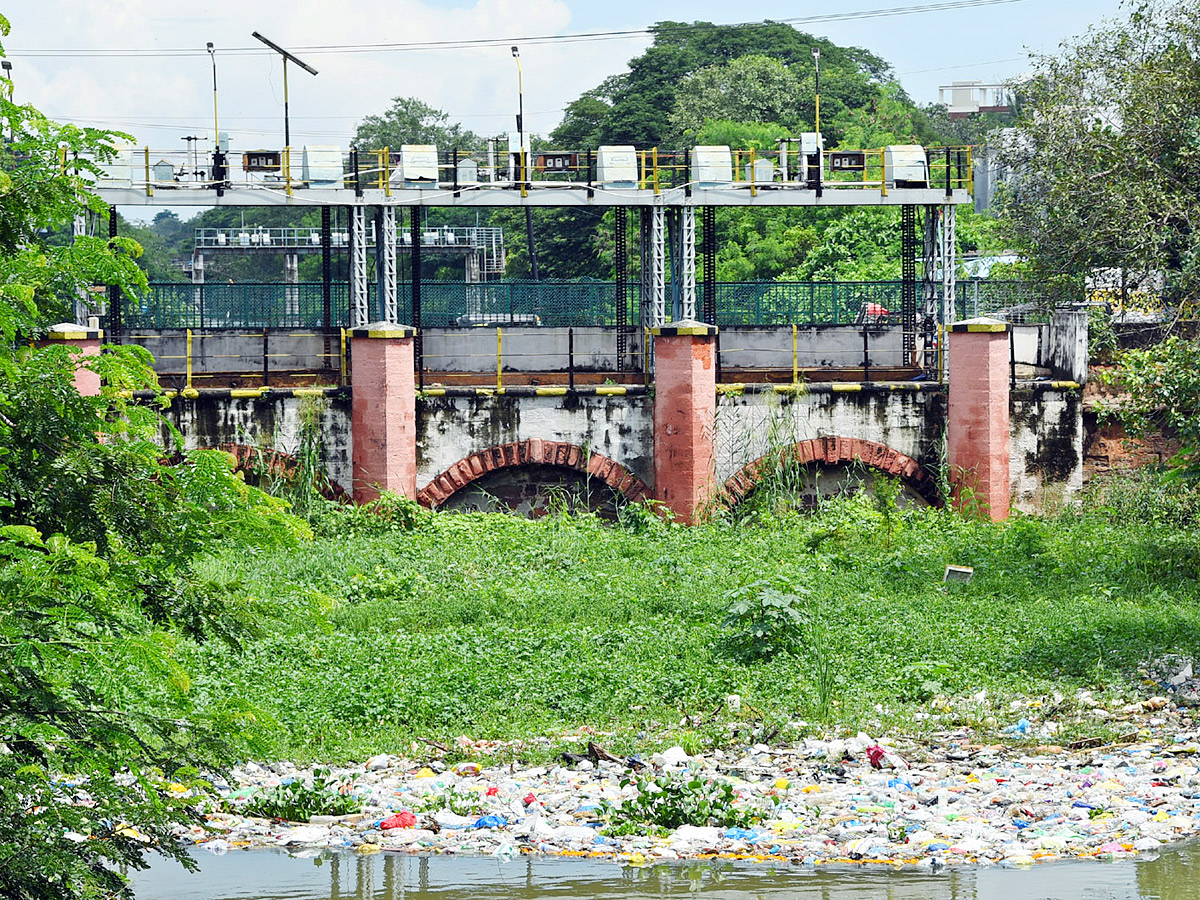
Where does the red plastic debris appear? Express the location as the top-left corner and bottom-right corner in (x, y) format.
(380, 810), (417, 830)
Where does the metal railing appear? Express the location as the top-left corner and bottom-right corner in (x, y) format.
(114, 279), (1078, 330)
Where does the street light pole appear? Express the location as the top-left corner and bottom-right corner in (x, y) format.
(251, 31), (317, 185)
(206, 43), (219, 148)
(511, 46), (538, 281)
(812, 47), (821, 136)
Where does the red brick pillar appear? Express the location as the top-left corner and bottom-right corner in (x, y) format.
(350, 325), (417, 504)
(41, 324), (103, 396)
(651, 322), (718, 522)
(948, 318), (1010, 521)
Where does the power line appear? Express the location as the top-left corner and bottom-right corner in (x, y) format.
(9, 1), (1029, 58)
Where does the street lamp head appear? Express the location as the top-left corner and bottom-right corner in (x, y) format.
(1, 60), (11, 73)
(511, 46), (519, 57)
(812, 47), (819, 60)
(206, 42), (214, 53)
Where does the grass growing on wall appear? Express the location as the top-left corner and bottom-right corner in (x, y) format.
(184, 473), (1200, 763)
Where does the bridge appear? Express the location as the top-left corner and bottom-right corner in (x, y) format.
(67, 141), (1085, 522)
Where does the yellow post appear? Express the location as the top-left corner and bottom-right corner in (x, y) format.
(966, 146), (974, 196)
(652, 147), (660, 195)
(496, 327), (503, 391)
(880, 148), (888, 198)
(644, 326), (651, 386)
(749, 147), (757, 198)
(792, 323), (798, 388)
(520, 149), (528, 198)
(186, 328), (194, 390)
(638, 150), (646, 191)
(383, 146), (391, 197)
(144, 147), (153, 197)
(339, 327), (347, 386)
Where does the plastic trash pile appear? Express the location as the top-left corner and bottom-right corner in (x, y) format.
(180, 694), (1200, 869)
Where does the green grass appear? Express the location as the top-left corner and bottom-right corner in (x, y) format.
(184, 478), (1200, 763)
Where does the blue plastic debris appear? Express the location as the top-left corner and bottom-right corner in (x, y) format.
(471, 815), (507, 829)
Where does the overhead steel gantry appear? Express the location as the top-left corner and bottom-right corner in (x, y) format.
(93, 144), (971, 374)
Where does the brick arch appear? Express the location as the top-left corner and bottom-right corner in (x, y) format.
(720, 436), (942, 508)
(211, 442), (349, 501)
(417, 440), (650, 508)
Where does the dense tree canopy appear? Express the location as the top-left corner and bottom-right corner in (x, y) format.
(0, 15), (302, 899)
(995, 0), (1200, 301)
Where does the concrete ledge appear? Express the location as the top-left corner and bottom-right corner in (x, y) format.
(414, 385), (650, 399)
(950, 317), (1009, 333)
(651, 321), (718, 337)
(44, 328), (103, 341)
(349, 325), (418, 339)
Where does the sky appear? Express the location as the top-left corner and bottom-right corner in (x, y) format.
(3, 0), (1128, 219)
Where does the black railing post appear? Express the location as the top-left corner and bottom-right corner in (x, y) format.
(107, 206), (121, 343)
(863, 328), (870, 381)
(1010, 328), (1017, 390)
(262, 328), (269, 385)
(568, 326), (575, 390)
(411, 206), (423, 388)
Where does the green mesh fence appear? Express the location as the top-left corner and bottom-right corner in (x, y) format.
(119, 280), (1077, 329)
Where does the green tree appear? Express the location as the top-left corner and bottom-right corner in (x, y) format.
(994, 0), (1200, 300)
(0, 17), (301, 899)
(353, 96), (481, 152)
(669, 55), (802, 141)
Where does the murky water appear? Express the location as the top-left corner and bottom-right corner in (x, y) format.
(130, 841), (1200, 900)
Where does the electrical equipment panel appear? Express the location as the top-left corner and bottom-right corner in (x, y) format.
(692, 146), (732, 186)
(596, 145), (637, 187)
(391, 145), (439, 186)
(302, 145), (343, 187)
(885, 145), (929, 188)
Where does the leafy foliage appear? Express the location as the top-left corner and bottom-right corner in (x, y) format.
(721, 581), (808, 662)
(0, 18), (305, 899)
(238, 769), (361, 822)
(601, 773), (757, 833)
(995, 0), (1200, 302)
(1102, 336), (1200, 474)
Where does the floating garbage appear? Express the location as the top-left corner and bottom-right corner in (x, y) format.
(180, 694), (1200, 870)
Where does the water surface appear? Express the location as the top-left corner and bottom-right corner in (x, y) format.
(130, 841), (1200, 900)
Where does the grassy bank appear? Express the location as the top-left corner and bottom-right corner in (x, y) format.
(185, 477), (1200, 763)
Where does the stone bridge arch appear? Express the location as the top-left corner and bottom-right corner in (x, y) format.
(211, 442), (348, 501)
(721, 436), (941, 508)
(417, 439), (649, 514)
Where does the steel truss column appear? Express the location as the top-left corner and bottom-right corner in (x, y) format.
(284, 253), (299, 322)
(650, 203), (667, 327)
(901, 205), (917, 368)
(320, 207), (332, 326)
(922, 205), (939, 373)
(381, 205), (398, 322)
(615, 208), (628, 369)
(940, 203), (957, 381)
(349, 206), (369, 328)
(107, 206), (121, 342)
(701, 206), (716, 324)
(639, 208), (652, 333)
(680, 206), (696, 322)
(410, 207), (423, 383)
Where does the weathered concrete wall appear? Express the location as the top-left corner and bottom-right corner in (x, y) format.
(416, 389), (655, 488)
(718, 326), (906, 370)
(162, 390), (353, 493)
(157, 381), (1084, 515)
(129, 329), (332, 379)
(1011, 387), (1085, 512)
(421, 327), (643, 373)
(712, 385), (946, 483)
(1048, 309), (1089, 383)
